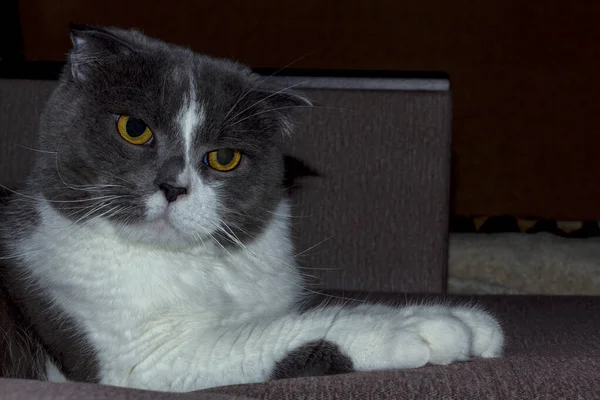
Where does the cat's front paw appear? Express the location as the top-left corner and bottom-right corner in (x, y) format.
(347, 306), (504, 371)
(449, 306), (504, 359)
(410, 306), (504, 365)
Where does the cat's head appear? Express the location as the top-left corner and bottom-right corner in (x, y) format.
(31, 25), (310, 249)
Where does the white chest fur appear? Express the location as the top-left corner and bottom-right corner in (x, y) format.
(17, 199), (302, 385)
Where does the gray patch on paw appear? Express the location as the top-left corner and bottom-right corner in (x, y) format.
(270, 340), (354, 380)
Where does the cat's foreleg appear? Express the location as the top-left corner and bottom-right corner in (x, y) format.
(120, 303), (503, 391)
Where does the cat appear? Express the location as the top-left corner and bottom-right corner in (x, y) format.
(0, 25), (503, 392)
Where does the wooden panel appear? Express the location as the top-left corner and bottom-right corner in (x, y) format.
(18, 0), (600, 219)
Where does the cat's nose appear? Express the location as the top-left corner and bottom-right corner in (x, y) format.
(158, 183), (188, 203)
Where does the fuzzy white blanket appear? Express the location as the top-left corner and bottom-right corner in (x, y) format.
(448, 233), (600, 295)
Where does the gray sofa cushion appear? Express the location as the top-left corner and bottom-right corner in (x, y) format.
(282, 87), (451, 293)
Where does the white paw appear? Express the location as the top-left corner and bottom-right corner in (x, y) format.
(450, 306), (504, 358)
(417, 315), (473, 365)
(345, 314), (476, 370)
(336, 304), (504, 372)
(407, 305), (504, 365)
(394, 307), (503, 367)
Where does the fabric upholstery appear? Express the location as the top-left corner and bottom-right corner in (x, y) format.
(0, 378), (252, 399)
(281, 89), (451, 293)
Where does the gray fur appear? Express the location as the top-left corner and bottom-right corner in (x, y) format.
(270, 340), (354, 380)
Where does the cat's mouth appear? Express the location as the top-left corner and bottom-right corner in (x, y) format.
(152, 216), (177, 231)
(128, 199), (218, 249)
(123, 216), (211, 249)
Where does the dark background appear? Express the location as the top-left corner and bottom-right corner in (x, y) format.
(3, 0), (600, 220)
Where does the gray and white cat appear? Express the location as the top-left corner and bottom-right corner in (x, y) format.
(0, 26), (503, 392)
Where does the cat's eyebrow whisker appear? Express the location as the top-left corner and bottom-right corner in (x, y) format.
(223, 80), (311, 130)
(220, 52), (312, 125)
(227, 106), (313, 128)
(229, 103), (355, 129)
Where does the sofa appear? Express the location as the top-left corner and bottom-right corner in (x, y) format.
(1, 74), (599, 399)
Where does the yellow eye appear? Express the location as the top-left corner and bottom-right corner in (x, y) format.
(204, 149), (242, 172)
(116, 115), (153, 145)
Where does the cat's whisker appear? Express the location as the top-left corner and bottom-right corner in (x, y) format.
(205, 229), (234, 258)
(53, 129), (84, 193)
(50, 202), (114, 230)
(112, 210), (139, 239)
(210, 221), (336, 288)
(48, 130), (135, 189)
(52, 151), (132, 193)
(219, 223), (250, 253)
(211, 222), (246, 252)
(294, 235), (336, 258)
(229, 103), (355, 129)
(16, 144), (57, 155)
(99, 205), (127, 221)
(39, 196), (132, 233)
(297, 266), (341, 271)
(214, 208), (330, 271)
(220, 52), (312, 125)
(87, 205), (122, 225)
(209, 225), (331, 290)
(224, 80), (312, 130)
(264, 209), (312, 219)
(0, 185), (133, 204)
(227, 105), (312, 128)
(277, 270), (365, 304)
(62, 183), (128, 190)
(226, 207), (311, 220)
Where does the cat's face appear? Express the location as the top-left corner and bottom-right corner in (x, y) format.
(33, 26), (308, 249)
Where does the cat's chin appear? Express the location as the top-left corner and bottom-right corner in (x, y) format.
(115, 217), (212, 251)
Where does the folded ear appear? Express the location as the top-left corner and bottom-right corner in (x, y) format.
(258, 80), (313, 108)
(255, 82), (313, 135)
(68, 24), (136, 82)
